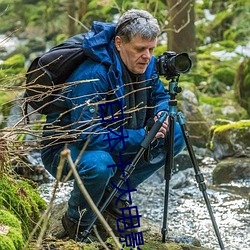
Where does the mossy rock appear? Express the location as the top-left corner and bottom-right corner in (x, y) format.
(0, 54), (26, 86)
(179, 100), (210, 148)
(0, 209), (24, 250)
(194, 42), (241, 95)
(199, 93), (248, 122)
(0, 174), (47, 239)
(1, 54), (25, 69)
(213, 67), (235, 86)
(235, 57), (250, 116)
(209, 120), (250, 160)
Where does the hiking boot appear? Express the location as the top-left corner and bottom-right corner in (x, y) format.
(61, 213), (99, 242)
(101, 192), (140, 226)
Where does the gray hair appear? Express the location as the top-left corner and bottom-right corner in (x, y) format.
(115, 9), (160, 43)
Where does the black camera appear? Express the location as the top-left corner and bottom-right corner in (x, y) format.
(156, 51), (192, 79)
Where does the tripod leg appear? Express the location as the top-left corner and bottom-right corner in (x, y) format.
(162, 114), (175, 243)
(177, 112), (225, 250)
(81, 112), (168, 240)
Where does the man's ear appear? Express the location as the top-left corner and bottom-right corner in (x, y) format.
(115, 36), (122, 51)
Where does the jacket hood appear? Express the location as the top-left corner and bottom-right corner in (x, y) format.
(82, 21), (116, 65)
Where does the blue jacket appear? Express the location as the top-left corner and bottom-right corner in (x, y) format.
(44, 21), (170, 155)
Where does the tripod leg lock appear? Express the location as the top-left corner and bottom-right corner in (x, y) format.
(195, 173), (207, 192)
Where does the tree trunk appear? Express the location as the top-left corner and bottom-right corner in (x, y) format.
(67, 0), (76, 36)
(167, 0), (196, 62)
(78, 0), (88, 20)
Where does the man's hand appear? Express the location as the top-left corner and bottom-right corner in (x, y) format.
(154, 111), (169, 139)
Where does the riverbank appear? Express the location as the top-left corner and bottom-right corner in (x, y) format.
(38, 155), (250, 250)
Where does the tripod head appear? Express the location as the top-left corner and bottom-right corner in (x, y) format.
(168, 76), (182, 100)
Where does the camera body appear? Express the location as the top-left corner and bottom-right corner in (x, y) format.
(156, 51), (192, 79)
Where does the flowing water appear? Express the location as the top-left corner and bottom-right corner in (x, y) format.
(38, 156), (250, 250)
(131, 157), (250, 250)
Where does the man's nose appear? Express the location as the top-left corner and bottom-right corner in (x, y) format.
(142, 49), (151, 59)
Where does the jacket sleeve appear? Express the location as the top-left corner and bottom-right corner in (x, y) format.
(65, 61), (146, 155)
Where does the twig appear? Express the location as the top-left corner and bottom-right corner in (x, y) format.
(93, 225), (110, 250)
(61, 148), (122, 250)
(22, 154), (65, 249)
(68, 14), (89, 31)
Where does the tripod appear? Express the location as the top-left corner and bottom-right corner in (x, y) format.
(82, 77), (225, 250)
(161, 77), (225, 249)
(81, 110), (169, 240)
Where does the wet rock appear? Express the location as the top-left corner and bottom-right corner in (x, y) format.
(170, 168), (193, 189)
(179, 100), (211, 148)
(209, 119), (250, 160)
(213, 157), (250, 184)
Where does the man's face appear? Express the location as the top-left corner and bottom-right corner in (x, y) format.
(115, 35), (157, 74)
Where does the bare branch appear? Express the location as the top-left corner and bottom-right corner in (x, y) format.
(68, 14), (90, 32)
(62, 148), (122, 249)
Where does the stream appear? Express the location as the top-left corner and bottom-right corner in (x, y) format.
(1, 33), (249, 250)
(38, 155), (250, 250)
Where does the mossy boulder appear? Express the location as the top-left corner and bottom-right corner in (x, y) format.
(0, 209), (24, 250)
(179, 100), (210, 148)
(0, 54), (26, 86)
(172, 82), (210, 148)
(199, 92), (248, 123)
(0, 174), (47, 240)
(1, 54), (25, 69)
(213, 66), (235, 86)
(235, 57), (250, 116)
(178, 102), (210, 148)
(209, 119), (250, 160)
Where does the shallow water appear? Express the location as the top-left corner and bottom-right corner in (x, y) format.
(131, 158), (250, 250)
(38, 157), (250, 250)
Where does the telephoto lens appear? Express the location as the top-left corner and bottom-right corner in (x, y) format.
(156, 51), (192, 79)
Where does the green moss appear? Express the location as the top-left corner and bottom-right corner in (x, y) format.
(0, 54), (26, 86)
(1, 54), (25, 69)
(0, 209), (24, 249)
(0, 235), (16, 250)
(209, 120), (250, 150)
(55, 34), (68, 45)
(7, 228), (24, 249)
(199, 95), (224, 107)
(213, 67), (235, 86)
(213, 120), (250, 133)
(199, 89), (249, 121)
(0, 175), (47, 239)
(0, 91), (17, 108)
(209, 10), (234, 41)
(0, 209), (21, 229)
(154, 45), (168, 57)
(84, 244), (99, 250)
(217, 40), (237, 51)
